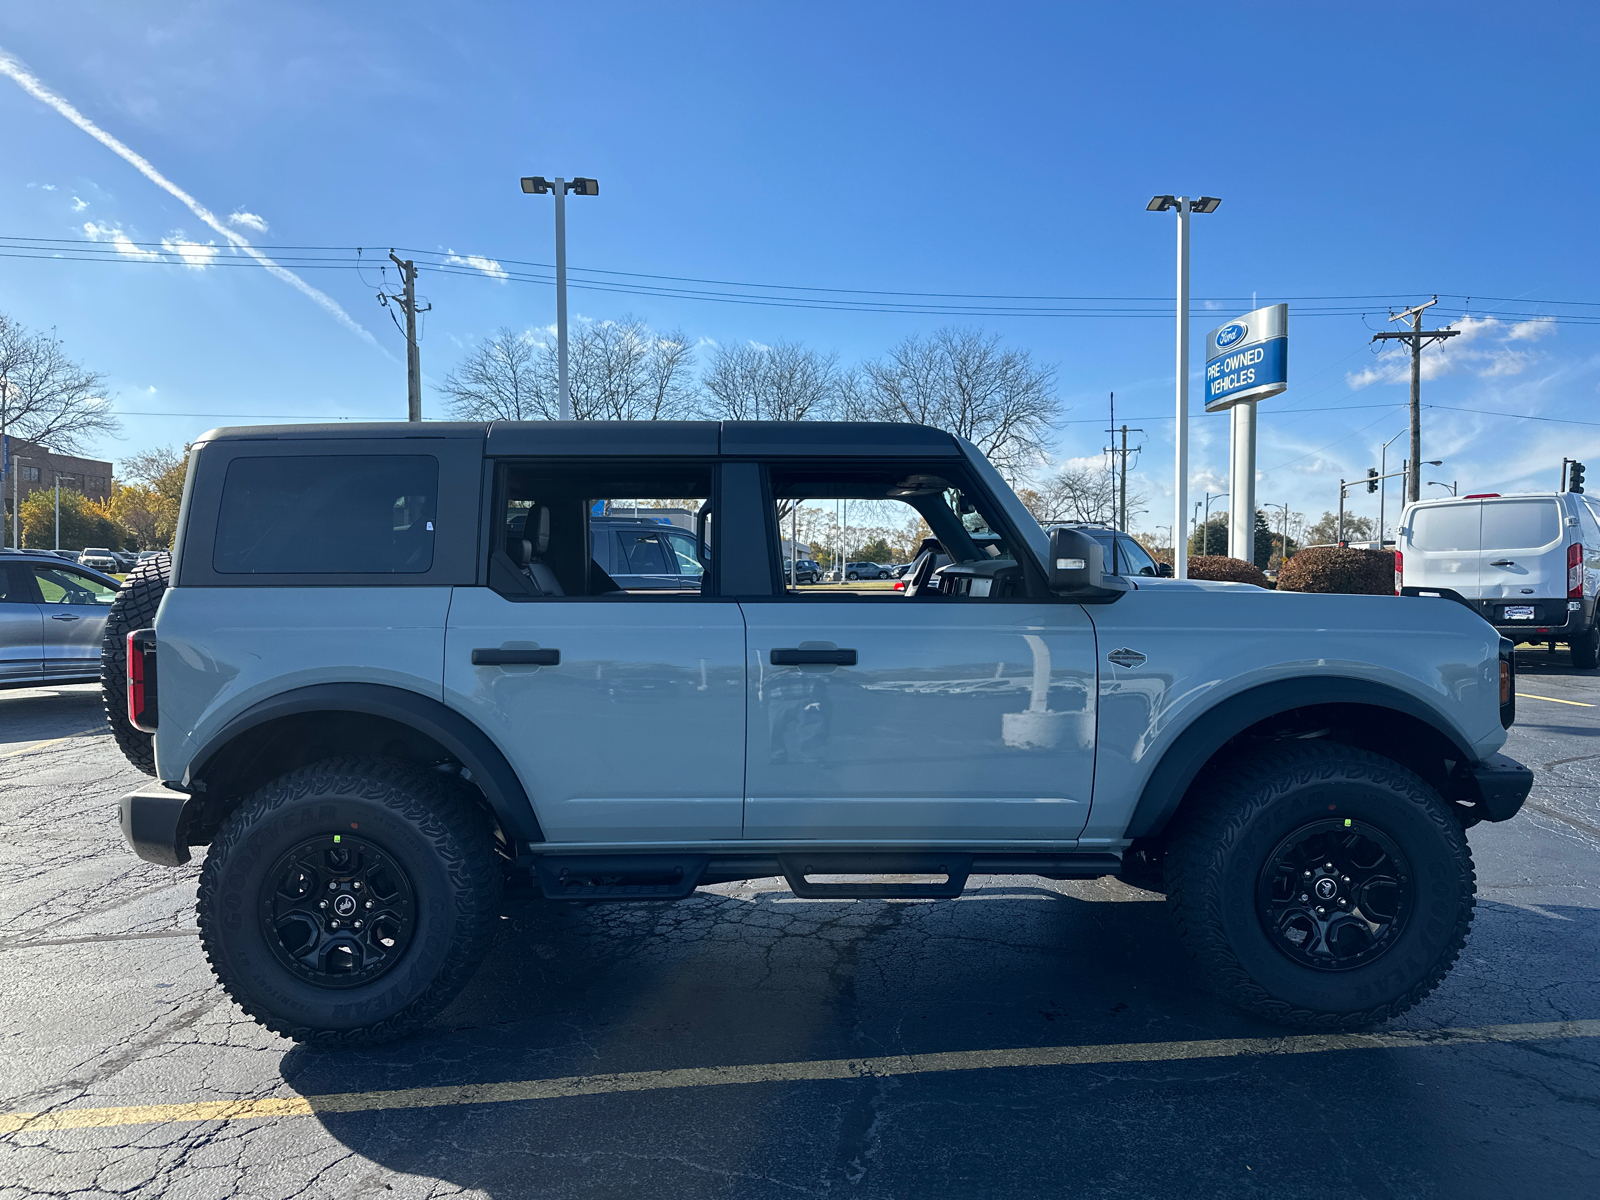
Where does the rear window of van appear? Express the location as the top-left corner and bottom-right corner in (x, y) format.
(1481, 499), (1560, 550)
(213, 455), (438, 574)
(1409, 504), (1480, 552)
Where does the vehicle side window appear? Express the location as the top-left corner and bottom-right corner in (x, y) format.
(0, 565), (38, 603)
(493, 462), (712, 598)
(1117, 536), (1159, 576)
(766, 462), (1027, 600)
(32, 566), (117, 605)
(213, 454), (438, 574)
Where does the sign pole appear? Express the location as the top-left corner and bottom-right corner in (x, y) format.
(1228, 401), (1257, 562)
(1174, 198), (1191, 581)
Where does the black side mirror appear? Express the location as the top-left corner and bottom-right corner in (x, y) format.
(1047, 528), (1129, 603)
(1156, 561), (1174, 578)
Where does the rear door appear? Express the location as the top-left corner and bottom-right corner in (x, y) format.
(1478, 497), (1565, 601)
(29, 562), (117, 678)
(0, 564), (43, 684)
(445, 458), (747, 844)
(1403, 500), (1482, 595)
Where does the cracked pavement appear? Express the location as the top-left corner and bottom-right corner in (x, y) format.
(1, 663), (1598, 1199)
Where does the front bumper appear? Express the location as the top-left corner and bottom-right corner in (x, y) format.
(1470, 753), (1534, 822)
(119, 782), (199, 866)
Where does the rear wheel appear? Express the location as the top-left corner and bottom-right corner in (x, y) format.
(100, 552), (170, 775)
(1570, 623), (1598, 669)
(197, 758), (502, 1044)
(1165, 742), (1474, 1029)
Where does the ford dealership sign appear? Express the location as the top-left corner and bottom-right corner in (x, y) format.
(1204, 303), (1288, 411)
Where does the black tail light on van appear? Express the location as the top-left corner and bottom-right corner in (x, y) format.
(1569, 543), (1584, 599)
(127, 629), (158, 733)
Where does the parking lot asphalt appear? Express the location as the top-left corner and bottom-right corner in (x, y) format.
(1, 660), (1597, 1200)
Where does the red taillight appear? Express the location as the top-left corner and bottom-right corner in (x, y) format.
(893, 579), (906, 591)
(1394, 549), (1403, 596)
(126, 629), (158, 733)
(1569, 542), (1584, 599)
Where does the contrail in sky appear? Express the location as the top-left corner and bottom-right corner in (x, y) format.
(0, 44), (376, 345)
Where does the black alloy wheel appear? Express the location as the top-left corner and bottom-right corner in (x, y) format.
(1257, 819), (1412, 971)
(1165, 741), (1475, 1029)
(198, 758), (502, 1044)
(263, 834), (417, 988)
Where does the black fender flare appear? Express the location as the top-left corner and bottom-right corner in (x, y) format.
(185, 682), (543, 841)
(1124, 676), (1480, 839)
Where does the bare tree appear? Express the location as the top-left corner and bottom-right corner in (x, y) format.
(1019, 463), (1143, 526)
(0, 312), (120, 452)
(699, 341), (841, 421)
(439, 327), (548, 419)
(441, 317), (695, 421)
(856, 328), (1058, 476)
(572, 318), (696, 420)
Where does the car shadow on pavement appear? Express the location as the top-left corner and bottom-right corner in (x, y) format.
(272, 888), (1600, 1200)
(0, 683), (105, 753)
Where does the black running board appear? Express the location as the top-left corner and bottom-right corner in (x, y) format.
(526, 850), (1122, 901)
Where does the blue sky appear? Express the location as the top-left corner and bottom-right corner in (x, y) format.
(1, 1), (1598, 535)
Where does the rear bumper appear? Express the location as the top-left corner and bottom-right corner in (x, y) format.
(1470, 753), (1533, 822)
(119, 782), (199, 866)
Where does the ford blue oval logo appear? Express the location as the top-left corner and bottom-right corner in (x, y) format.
(1215, 322), (1248, 349)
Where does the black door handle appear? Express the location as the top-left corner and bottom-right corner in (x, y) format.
(1490, 560), (1515, 567)
(770, 648), (857, 666)
(472, 648), (560, 666)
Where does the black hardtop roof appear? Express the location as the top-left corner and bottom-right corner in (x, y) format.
(194, 420), (961, 458)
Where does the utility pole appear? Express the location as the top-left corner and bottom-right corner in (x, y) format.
(1103, 392), (1143, 533)
(385, 252), (430, 422)
(1371, 297), (1459, 503)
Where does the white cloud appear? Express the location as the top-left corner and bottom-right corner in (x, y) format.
(228, 209), (268, 233)
(1345, 314), (1554, 389)
(69, 195), (87, 212)
(442, 250), (507, 280)
(83, 220), (158, 260)
(40, 183), (56, 191)
(161, 233), (219, 269)
(0, 45), (373, 345)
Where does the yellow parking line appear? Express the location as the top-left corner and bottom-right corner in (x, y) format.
(3, 1018), (1596, 1135)
(0, 728), (105, 759)
(1517, 692), (1596, 708)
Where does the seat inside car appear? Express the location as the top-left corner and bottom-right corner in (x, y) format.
(513, 506), (565, 596)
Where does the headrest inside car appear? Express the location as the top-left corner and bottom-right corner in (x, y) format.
(533, 506), (551, 555)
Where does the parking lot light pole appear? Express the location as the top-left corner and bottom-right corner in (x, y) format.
(11, 454), (26, 548)
(520, 175), (599, 421)
(1147, 194), (1220, 580)
(1202, 490), (1228, 556)
(1428, 480), (1458, 496)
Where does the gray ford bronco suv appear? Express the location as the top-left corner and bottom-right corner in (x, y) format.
(107, 420), (1532, 1044)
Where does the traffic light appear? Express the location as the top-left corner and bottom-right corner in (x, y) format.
(1367, 467), (1379, 493)
(1570, 461), (1586, 493)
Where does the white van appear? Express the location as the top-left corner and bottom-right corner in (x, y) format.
(1397, 491), (1600, 667)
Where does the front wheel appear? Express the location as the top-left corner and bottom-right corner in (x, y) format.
(846, 572), (858, 581)
(1165, 743), (1474, 1029)
(1571, 623), (1599, 669)
(197, 758), (503, 1044)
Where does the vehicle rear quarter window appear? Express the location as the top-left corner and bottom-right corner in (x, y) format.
(1410, 504), (1480, 552)
(1480, 499), (1560, 550)
(213, 454), (438, 574)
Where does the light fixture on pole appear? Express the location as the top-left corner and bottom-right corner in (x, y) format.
(520, 175), (600, 421)
(1427, 480), (1458, 496)
(1201, 490), (1228, 557)
(1377, 429), (1406, 548)
(1263, 501), (1291, 569)
(1148, 194), (1221, 580)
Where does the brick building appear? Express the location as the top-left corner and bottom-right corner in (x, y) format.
(2, 436), (113, 524)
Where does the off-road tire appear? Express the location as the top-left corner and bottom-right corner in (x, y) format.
(100, 552), (171, 775)
(197, 758), (503, 1045)
(1165, 742), (1475, 1030)
(1570, 623), (1599, 670)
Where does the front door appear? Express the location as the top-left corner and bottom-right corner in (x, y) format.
(29, 562), (118, 679)
(741, 460), (1097, 842)
(444, 459), (746, 844)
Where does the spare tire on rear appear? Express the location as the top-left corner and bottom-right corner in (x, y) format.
(101, 552), (171, 775)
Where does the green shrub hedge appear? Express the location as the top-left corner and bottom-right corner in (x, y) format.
(1187, 555), (1271, 588)
(1276, 546), (1395, 595)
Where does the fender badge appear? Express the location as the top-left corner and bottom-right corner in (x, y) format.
(1107, 648), (1147, 669)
